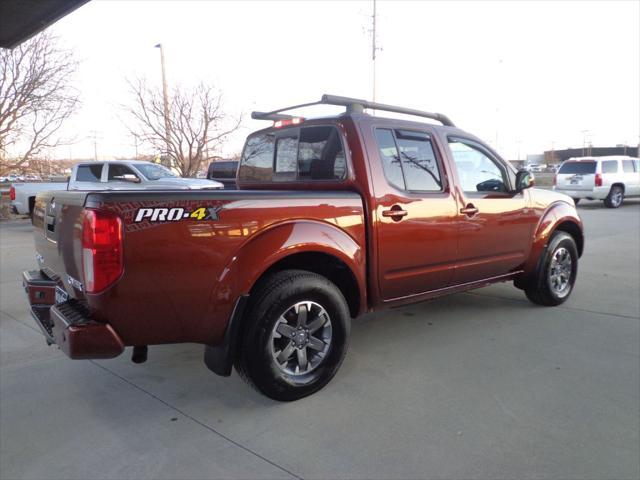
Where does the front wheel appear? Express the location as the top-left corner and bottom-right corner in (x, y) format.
(525, 231), (578, 306)
(604, 186), (624, 208)
(235, 269), (350, 401)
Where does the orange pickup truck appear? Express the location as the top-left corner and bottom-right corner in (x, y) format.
(23, 95), (583, 400)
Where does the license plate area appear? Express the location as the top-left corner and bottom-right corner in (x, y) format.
(55, 286), (69, 304)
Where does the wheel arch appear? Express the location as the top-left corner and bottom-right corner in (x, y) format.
(518, 201), (584, 284)
(554, 220), (584, 257)
(204, 220), (366, 377)
(610, 182), (625, 194)
(253, 251), (362, 318)
(210, 220), (366, 323)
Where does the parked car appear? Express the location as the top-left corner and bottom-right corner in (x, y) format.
(554, 156), (640, 207)
(207, 160), (238, 189)
(22, 95), (583, 401)
(10, 160), (223, 216)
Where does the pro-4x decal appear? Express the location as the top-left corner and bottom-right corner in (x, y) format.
(134, 206), (222, 223)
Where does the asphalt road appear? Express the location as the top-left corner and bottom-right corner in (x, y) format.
(1, 198), (639, 480)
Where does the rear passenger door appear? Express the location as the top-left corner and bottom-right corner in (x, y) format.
(372, 127), (459, 300)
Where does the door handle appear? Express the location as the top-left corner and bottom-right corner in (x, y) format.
(460, 204), (479, 216)
(382, 206), (408, 220)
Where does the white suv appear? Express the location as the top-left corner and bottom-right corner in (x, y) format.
(554, 156), (640, 208)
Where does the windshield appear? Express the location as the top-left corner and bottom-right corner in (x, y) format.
(135, 164), (178, 180)
(558, 161), (596, 175)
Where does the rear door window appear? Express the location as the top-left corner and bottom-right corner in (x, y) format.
(374, 128), (443, 192)
(375, 129), (405, 189)
(396, 130), (442, 191)
(601, 161), (618, 174)
(558, 161), (596, 174)
(76, 164), (103, 182)
(622, 160), (635, 173)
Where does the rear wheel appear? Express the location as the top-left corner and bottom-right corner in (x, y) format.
(235, 269), (350, 401)
(525, 231), (578, 306)
(604, 186), (624, 208)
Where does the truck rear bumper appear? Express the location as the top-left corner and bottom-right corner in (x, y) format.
(22, 270), (124, 359)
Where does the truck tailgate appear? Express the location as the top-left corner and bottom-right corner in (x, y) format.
(32, 190), (89, 297)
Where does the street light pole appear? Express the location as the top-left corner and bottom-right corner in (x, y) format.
(155, 43), (171, 167)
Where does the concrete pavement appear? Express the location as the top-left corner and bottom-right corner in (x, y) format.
(1, 198), (639, 479)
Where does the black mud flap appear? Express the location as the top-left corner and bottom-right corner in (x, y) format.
(204, 295), (249, 376)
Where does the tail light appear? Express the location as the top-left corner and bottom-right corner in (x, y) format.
(595, 173), (603, 187)
(81, 210), (123, 293)
(9, 186), (15, 200)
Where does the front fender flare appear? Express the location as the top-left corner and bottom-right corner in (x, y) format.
(518, 201), (583, 285)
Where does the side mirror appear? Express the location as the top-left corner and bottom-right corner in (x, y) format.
(515, 170), (535, 192)
(113, 174), (141, 183)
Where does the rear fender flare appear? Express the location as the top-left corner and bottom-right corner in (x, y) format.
(208, 220), (365, 332)
(203, 220), (365, 376)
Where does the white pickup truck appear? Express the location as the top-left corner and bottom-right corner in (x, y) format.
(10, 160), (223, 216)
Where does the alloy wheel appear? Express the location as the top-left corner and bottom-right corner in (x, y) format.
(269, 301), (332, 376)
(548, 247), (573, 298)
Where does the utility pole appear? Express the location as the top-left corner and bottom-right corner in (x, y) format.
(581, 130), (591, 156)
(155, 43), (171, 167)
(91, 130), (98, 161)
(371, 0), (382, 106)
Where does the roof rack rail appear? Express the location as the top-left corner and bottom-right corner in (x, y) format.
(250, 94), (455, 127)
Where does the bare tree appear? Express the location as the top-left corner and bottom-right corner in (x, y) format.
(0, 33), (79, 175)
(125, 78), (241, 177)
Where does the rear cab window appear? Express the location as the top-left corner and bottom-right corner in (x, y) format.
(238, 125), (346, 182)
(558, 161), (596, 175)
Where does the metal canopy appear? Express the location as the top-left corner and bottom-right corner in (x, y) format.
(0, 0), (89, 49)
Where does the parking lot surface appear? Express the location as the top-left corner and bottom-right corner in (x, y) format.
(1, 199), (639, 480)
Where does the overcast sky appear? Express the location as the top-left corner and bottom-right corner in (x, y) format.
(49, 0), (639, 162)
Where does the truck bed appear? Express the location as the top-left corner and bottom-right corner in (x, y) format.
(32, 189), (365, 347)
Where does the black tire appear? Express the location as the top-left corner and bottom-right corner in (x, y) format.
(604, 185), (624, 208)
(571, 198), (581, 205)
(235, 269), (350, 401)
(525, 231), (578, 306)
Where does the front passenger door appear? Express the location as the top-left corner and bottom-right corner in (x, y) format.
(447, 138), (533, 285)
